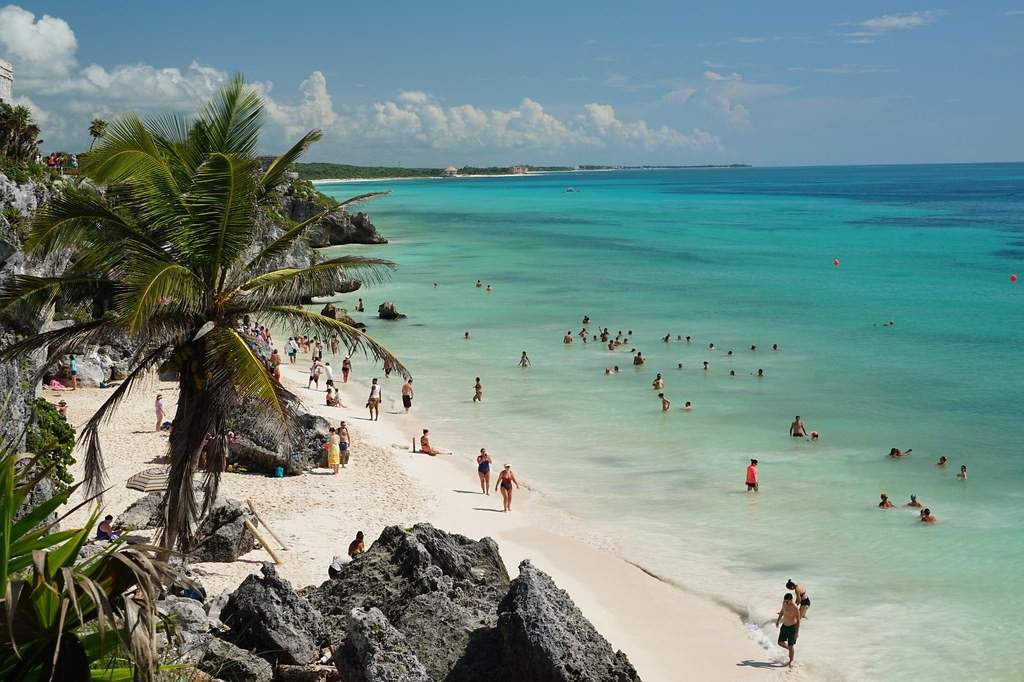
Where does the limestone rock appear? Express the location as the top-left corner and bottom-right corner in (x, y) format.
(198, 637), (273, 682)
(336, 607), (430, 682)
(497, 560), (641, 682)
(376, 302), (405, 320)
(220, 563), (329, 666)
(118, 492), (164, 531)
(157, 595), (214, 664)
(192, 499), (258, 563)
(308, 523), (509, 681)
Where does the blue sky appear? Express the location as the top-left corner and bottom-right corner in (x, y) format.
(1, 2), (1022, 166)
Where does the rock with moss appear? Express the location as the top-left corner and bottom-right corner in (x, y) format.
(336, 607), (430, 682)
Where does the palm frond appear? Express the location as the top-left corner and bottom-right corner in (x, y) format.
(206, 327), (291, 421)
(258, 129), (322, 199)
(0, 317), (123, 369)
(114, 256), (205, 335)
(196, 74), (262, 157)
(0, 274), (113, 317)
(230, 256), (394, 308)
(261, 306), (410, 378)
(243, 191), (389, 270)
(23, 186), (151, 258)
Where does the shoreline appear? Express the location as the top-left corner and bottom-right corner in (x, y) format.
(56, 356), (782, 681)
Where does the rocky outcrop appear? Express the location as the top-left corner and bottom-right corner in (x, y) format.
(157, 595), (213, 664)
(228, 409), (331, 476)
(118, 491), (164, 531)
(192, 499), (259, 563)
(498, 560), (641, 682)
(336, 607), (431, 682)
(199, 637), (274, 682)
(309, 523), (509, 681)
(220, 563), (329, 666)
(308, 211), (388, 247)
(376, 302), (405, 320)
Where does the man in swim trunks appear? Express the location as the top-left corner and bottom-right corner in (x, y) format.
(790, 416), (808, 438)
(401, 379), (414, 413)
(786, 579), (810, 618)
(775, 593), (801, 667)
(746, 459), (758, 492)
(338, 421), (350, 467)
(367, 378), (381, 421)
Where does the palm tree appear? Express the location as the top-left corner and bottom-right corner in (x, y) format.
(0, 103), (41, 161)
(0, 75), (406, 552)
(88, 117), (108, 150)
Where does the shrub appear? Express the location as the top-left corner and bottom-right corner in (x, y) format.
(25, 398), (76, 491)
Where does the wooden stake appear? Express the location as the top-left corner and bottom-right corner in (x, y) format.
(244, 518), (281, 564)
(412, 437), (417, 453)
(246, 499), (289, 550)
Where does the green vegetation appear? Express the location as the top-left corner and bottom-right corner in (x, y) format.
(0, 102), (42, 163)
(87, 118), (108, 151)
(296, 162), (439, 180)
(0, 450), (171, 681)
(25, 398), (76, 492)
(0, 75), (407, 552)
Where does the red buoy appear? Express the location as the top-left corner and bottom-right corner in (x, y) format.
(833, 259), (840, 267)
(1012, 273), (1019, 282)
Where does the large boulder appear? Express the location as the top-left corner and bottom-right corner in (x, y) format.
(497, 560), (641, 682)
(220, 563), (329, 666)
(336, 607), (430, 682)
(192, 499), (258, 563)
(308, 524), (509, 681)
(376, 302), (405, 320)
(228, 410), (331, 475)
(198, 637), (274, 682)
(157, 595), (214, 664)
(118, 492), (164, 531)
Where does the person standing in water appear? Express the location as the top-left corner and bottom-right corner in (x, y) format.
(473, 378), (483, 402)
(477, 448), (492, 494)
(658, 393), (671, 411)
(519, 351), (531, 367)
(652, 373), (664, 390)
(775, 593), (801, 668)
(786, 579), (810, 618)
(495, 464), (520, 512)
(790, 416), (809, 438)
(401, 379), (414, 413)
(746, 459), (759, 492)
(957, 465), (968, 480)
(367, 378), (381, 421)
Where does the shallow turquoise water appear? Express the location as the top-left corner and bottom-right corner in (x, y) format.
(319, 165), (1024, 680)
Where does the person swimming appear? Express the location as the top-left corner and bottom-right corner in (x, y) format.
(888, 447), (912, 458)
(957, 465), (968, 480)
(464, 331), (470, 340)
(729, 370), (736, 376)
(750, 345), (757, 351)
(756, 368), (765, 377)
(879, 493), (895, 509)
(727, 350), (733, 357)
(920, 508), (937, 524)
(772, 344), (780, 351)
(936, 456), (948, 467)
(708, 342), (715, 350)
(633, 352), (645, 366)
(682, 401), (692, 411)
(907, 494), (923, 508)
(677, 362), (683, 369)
(613, 366), (620, 373)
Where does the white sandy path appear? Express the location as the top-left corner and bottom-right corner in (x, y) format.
(51, 359), (784, 682)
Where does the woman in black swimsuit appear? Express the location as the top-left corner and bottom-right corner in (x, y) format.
(477, 448), (492, 495)
(495, 464), (520, 512)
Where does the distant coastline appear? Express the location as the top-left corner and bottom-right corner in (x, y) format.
(309, 164), (752, 185)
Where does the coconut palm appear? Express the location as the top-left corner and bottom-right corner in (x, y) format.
(0, 75), (406, 551)
(0, 102), (41, 161)
(88, 118), (108, 151)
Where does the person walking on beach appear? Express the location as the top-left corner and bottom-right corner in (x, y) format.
(338, 421), (350, 467)
(477, 448), (492, 494)
(496, 464), (520, 512)
(519, 351), (531, 368)
(790, 416), (809, 438)
(775, 593), (801, 668)
(473, 377), (483, 402)
(746, 459), (759, 492)
(154, 394), (165, 432)
(68, 354), (79, 390)
(367, 378), (382, 421)
(342, 356), (352, 383)
(287, 337), (298, 364)
(327, 427), (341, 475)
(401, 379), (414, 413)
(308, 360), (322, 389)
(384, 356), (394, 378)
(786, 580), (810, 618)
(330, 335), (339, 355)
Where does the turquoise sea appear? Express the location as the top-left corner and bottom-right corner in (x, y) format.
(319, 164), (1024, 681)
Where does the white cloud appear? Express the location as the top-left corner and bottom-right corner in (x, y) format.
(789, 64), (896, 75)
(861, 9), (947, 31)
(0, 5), (77, 85)
(1005, 9), (1024, 15)
(734, 36), (767, 44)
(663, 86), (697, 103)
(702, 71), (796, 129)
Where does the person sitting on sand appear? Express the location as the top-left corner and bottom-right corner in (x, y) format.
(879, 493), (894, 509)
(775, 593), (801, 668)
(420, 429), (436, 456)
(957, 465), (968, 480)
(658, 393), (671, 411)
(907, 494), (923, 508)
(477, 448), (492, 495)
(326, 388), (340, 407)
(937, 456), (948, 467)
(920, 508), (937, 524)
(790, 416), (809, 438)
(496, 464), (520, 512)
(473, 377), (483, 402)
(348, 531), (365, 558)
(563, 331), (573, 344)
(652, 373), (664, 390)
(96, 515), (119, 541)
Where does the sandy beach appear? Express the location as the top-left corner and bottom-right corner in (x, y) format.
(52, 356), (785, 682)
